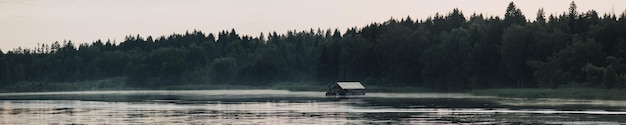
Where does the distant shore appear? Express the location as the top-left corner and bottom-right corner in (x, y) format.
(0, 77), (433, 93)
(164, 84), (626, 100)
(0, 78), (437, 94)
(471, 88), (626, 100)
(4, 78), (625, 101)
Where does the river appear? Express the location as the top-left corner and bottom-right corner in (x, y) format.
(0, 90), (625, 124)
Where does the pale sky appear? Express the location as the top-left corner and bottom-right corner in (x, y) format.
(1, 0), (625, 51)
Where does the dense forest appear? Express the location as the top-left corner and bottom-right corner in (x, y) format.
(1, 2), (626, 91)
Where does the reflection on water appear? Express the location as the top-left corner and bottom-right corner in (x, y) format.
(0, 90), (625, 124)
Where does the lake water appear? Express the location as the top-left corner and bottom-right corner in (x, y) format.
(1, 90), (625, 124)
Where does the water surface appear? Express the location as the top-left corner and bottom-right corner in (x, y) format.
(1, 90), (625, 124)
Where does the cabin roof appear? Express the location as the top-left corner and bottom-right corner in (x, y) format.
(336, 81), (365, 89)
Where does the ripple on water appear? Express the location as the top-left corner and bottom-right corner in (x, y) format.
(0, 90), (625, 124)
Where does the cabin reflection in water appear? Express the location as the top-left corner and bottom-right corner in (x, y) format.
(326, 81), (366, 96)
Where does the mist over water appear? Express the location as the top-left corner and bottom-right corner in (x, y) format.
(1, 90), (625, 124)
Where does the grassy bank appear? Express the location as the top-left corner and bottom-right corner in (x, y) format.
(156, 82), (328, 91)
(0, 77), (433, 93)
(4, 78), (625, 100)
(471, 88), (626, 100)
(364, 85), (433, 93)
(0, 77), (132, 93)
(159, 83), (433, 93)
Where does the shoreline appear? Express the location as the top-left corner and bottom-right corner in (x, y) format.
(4, 78), (625, 101)
(471, 88), (626, 100)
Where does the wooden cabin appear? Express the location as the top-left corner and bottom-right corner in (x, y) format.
(326, 81), (366, 96)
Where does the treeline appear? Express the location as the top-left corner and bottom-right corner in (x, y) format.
(1, 2), (626, 91)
